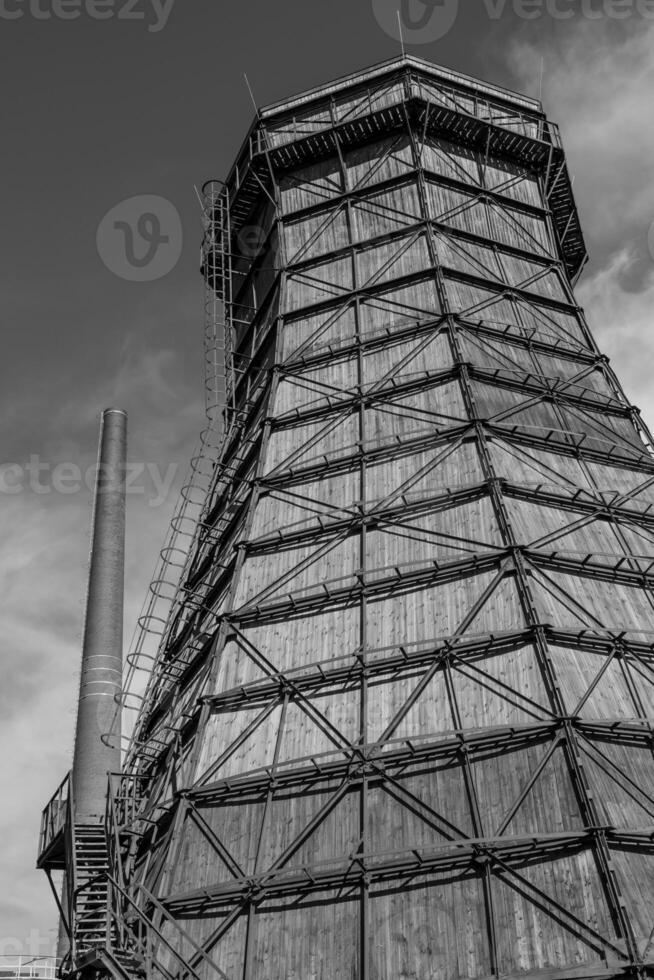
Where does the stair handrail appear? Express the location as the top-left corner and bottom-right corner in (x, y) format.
(71, 869), (111, 959)
(134, 884), (231, 980)
(62, 780), (77, 962)
(106, 875), (214, 980)
(105, 779), (128, 896)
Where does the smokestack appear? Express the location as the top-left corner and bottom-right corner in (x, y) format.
(71, 408), (127, 822)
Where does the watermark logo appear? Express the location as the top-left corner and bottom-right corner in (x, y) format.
(0, 932), (57, 957)
(0, 456), (178, 507)
(236, 224), (267, 260)
(96, 195), (182, 281)
(373, 0), (654, 44)
(0, 0), (175, 31)
(373, 0), (460, 43)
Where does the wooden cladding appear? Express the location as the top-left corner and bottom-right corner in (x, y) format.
(126, 79), (654, 980)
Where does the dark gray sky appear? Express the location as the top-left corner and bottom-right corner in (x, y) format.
(2, 0), (654, 957)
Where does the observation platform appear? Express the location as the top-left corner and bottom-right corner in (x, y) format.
(203, 54), (586, 287)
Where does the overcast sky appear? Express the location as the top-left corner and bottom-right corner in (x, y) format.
(2, 0), (654, 958)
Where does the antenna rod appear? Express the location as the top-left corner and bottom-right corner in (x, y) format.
(244, 73), (258, 115)
(71, 408), (127, 822)
(397, 10), (406, 57)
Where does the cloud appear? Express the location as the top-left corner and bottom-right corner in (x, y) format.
(0, 495), (85, 950)
(506, 17), (654, 435)
(577, 247), (654, 427)
(507, 17), (654, 262)
(0, 332), (205, 951)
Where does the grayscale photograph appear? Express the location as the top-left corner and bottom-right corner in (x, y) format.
(2, 2), (654, 979)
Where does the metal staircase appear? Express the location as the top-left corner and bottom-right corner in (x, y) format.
(71, 825), (145, 980)
(73, 825), (109, 953)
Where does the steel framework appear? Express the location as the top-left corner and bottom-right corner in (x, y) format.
(39, 54), (654, 980)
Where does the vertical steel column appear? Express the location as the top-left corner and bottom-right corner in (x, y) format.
(71, 408), (127, 822)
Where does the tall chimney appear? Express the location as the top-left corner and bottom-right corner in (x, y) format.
(71, 408), (127, 822)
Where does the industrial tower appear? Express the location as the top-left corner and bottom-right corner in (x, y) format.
(39, 56), (654, 980)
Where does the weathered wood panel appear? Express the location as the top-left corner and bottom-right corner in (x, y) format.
(491, 851), (616, 974)
(264, 414), (359, 474)
(252, 890), (359, 980)
(358, 279), (441, 333)
(282, 305), (357, 359)
(132, 68), (654, 980)
(345, 134), (414, 190)
(532, 571), (654, 630)
(427, 179), (554, 255)
(356, 234), (431, 288)
(352, 182), (421, 239)
(280, 156), (343, 214)
(334, 80), (405, 122)
(284, 206), (350, 262)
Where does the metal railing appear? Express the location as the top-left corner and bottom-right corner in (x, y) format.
(0, 957), (60, 979)
(37, 772), (70, 865)
(106, 875), (230, 980)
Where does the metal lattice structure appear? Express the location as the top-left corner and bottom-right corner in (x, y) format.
(43, 54), (654, 980)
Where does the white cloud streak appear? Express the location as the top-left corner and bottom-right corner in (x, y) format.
(0, 341), (202, 952)
(508, 18), (654, 429)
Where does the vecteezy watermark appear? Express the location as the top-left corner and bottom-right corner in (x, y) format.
(236, 224), (268, 260)
(0, 456), (178, 507)
(0, 930), (57, 957)
(96, 195), (183, 281)
(373, 0), (654, 44)
(0, 0), (174, 30)
(373, 0), (460, 43)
